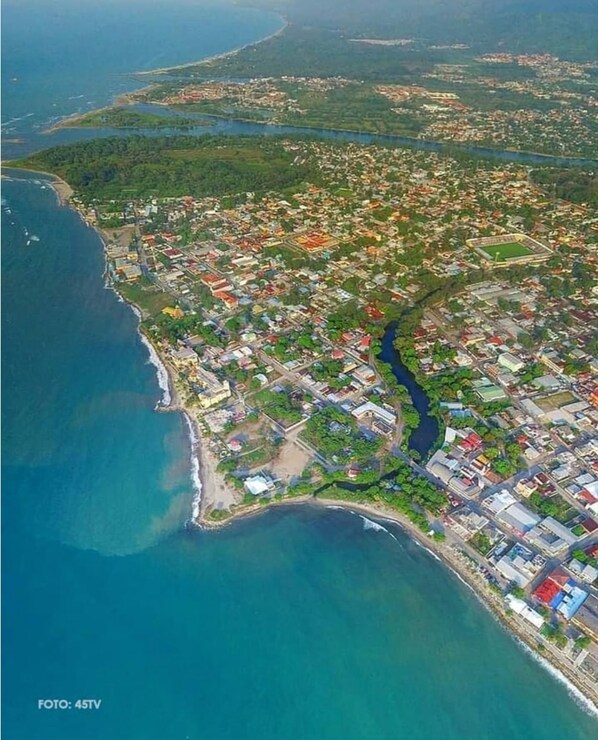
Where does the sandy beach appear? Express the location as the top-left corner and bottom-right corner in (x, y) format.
(134, 20), (289, 77)
(10, 165), (598, 717)
(43, 107), (113, 135)
(195, 490), (598, 711)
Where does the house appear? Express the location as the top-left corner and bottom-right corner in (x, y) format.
(505, 595), (544, 629)
(244, 474), (275, 496)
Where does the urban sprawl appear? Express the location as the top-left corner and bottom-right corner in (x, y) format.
(74, 139), (598, 697)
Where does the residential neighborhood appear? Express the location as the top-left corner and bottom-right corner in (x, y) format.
(74, 137), (598, 692)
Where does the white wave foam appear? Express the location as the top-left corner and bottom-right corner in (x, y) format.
(98, 259), (170, 408)
(440, 556), (598, 716)
(412, 537), (443, 563)
(515, 638), (598, 718)
(359, 515), (398, 541)
(139, 332), (171, 407)
(183, 413), (203, 521)
(1, 112), (34, 128)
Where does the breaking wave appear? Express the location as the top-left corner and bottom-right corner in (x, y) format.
(359, 515), (398, 541)
(412, 537), (442, 563)
(183, 413), (202, 522)
(138, 331), (171, 407)
(517, 639), (598, 718)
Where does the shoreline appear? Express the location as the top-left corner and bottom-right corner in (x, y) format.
(1, 167), (73, 206)
(41, 19), (288, 136)
(199, 493), (598, 714)
(6, 167), (598, 721)
(134, 19), (289, 78)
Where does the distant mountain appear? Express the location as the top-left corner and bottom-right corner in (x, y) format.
(247, 0), (598, 59)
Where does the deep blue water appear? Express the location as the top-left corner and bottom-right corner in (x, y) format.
(2, 3), (598, 739)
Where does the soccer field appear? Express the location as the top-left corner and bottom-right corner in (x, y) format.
(479, 241), (534, 261)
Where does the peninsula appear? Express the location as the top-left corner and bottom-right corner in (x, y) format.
(8, 0), (598, 718)
(9, 129), (598, 708)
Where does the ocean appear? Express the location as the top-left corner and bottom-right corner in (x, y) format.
(2, 2), (598, 739)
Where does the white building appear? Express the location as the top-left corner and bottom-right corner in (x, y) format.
(244, 475), (275, 496)
(498, 352), (525, 373)
(505, 595), (544, 629)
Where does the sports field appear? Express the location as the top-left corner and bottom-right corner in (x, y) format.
(479, 241), (533, 261)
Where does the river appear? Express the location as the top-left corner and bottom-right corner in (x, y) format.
(4, 100), (597, 168)
(379, 321), (440, 460)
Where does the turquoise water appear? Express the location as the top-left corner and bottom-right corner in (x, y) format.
(1, 0), (282, 159)
(2, 3), (598, 739)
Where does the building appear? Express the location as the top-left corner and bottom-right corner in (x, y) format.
(495, 544), (544, 587)
(533, 569), (588, 619)
(498, 352), (525, 373)
(482, 489), (517, 516)
(351, 401), (396, 427)
(572, 594), (598, 639)
(352, 365), (377, 385)
(567, 558), (598, 585)
(557, 586), (588, 620)
(473, 378), (507, 403)
(497, 502), (541, 535)
(427, 450), (482, 498)
(505, 594), (544, 629)
(244, 475), (275, 496)
(446, 506), (489, 540)
(195, 366), (231, 410)
(525, 516), (579, 555)
(162, 306), (185, 319)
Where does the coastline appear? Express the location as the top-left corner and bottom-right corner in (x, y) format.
(7, 167), (598, 721)
(41, 19), (289, 136)
(200, 492), (598, 714)
(133, 19), (289, 77)
(1, 168), (73, 206)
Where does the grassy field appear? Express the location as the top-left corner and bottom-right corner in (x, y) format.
(536, 391), (577, 412)
(117, 276), (173, 318)
(479, 241), (533, 261)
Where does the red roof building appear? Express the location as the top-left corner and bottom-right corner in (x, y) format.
(214, 290), (238, 307)
(534, 578), (561, 605)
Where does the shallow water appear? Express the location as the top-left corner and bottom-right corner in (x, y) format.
(2, 3), (598, 739)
